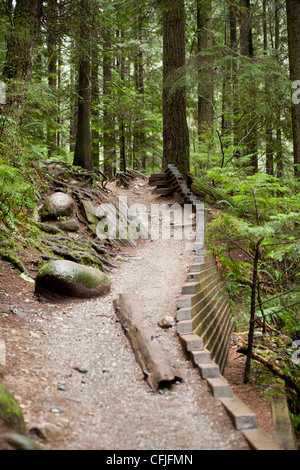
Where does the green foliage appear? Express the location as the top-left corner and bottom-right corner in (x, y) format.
(207, 169), (300, 334)
(0, 116), (49, 241)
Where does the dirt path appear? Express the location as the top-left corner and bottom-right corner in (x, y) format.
(0, 180), (250, 450)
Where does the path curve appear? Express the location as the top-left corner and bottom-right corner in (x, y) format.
(1, 179), (250, 450)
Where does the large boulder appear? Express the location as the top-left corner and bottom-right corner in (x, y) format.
(35, 260), (111, 298)
(40, 192), (74, 220)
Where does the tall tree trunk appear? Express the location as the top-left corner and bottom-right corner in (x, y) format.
(73, 0), (92, 171)
(274, 0), (283, 178)
(197, 0), (214, 139)
(162, 0), (190, 178)
(229, 1), (240, 157)
(2, 0), (43, 113)
(103, 31), (116, 178)
(244, 241), (261, 384)
(221, 5), (231, 142)
(134, 39), (146, 170)
(239, 0), (258, 174)
(91, 44), (100, 169)
(56, 42), (61, 149)
(263, 0), (273, 175)
(286, 0), (300, 179)
(69, 45), (77, 154)
(47, 0), (58, 159)
(117, 29), (126, 173)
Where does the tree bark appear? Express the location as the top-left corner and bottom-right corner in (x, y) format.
(197, 0), (214, 139)
(286, 0), (300, 179)
(134, 25), (146, 170)
(73, 0), (92, 171)
(229, 1), (240, 156)
(274, 0), (282, 178)
(263, 0), (273, 176)
(103, 31), (116, 178)
(239, 0), (258, 174)
(162, 0), (190, 178)
(244, 241), (261, 384)
(91, 44), (100, 169)
(113, 294), (182, 391)
(46, 0), (58, 159)
(116, 29), (126, 173)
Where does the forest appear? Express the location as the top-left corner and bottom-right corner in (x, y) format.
(0, 0), (299, 447)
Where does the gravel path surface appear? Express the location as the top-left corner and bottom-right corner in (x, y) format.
(1, 180), (250, 450)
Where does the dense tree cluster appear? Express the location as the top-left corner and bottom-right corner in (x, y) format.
(0, 0), (299, 178)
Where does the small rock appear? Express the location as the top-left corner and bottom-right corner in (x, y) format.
(57, 384), (67, 391)
(50, 407), (62, 414)
(74, 366), (88, 374)
(30, 422), (62, 443)
(57, 218), (80, 232)
(254, 330), (263, 337)
(0, 340), (6, 366)
(158, 316), (175, 329)
(29, 331), (41, 339)
(11, 308), (26, 318)
(281, 335), (293, 346)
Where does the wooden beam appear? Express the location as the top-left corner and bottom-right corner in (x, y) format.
(113, 294), (182, 391)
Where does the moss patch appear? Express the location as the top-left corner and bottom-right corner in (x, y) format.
(0, 384), (25, 434)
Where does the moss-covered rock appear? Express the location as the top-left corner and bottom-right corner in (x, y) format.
(57, 218), (80, 232)
(0, 384), (25, 434)
(35, 260), (111, 298)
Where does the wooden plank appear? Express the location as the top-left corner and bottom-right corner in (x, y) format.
(113, 294), (182, 392)
(155, 186), (178, 195)
(153, 180), (171, 187)
(149, 174), (167, 182)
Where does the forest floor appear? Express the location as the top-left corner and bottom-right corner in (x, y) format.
(0, 177), (280, 451)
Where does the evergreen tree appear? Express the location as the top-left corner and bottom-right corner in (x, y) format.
(286, 0), (300, 179)
(73, 0), (92, 171)
(161, 0), (190, 178)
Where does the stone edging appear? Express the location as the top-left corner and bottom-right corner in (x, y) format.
(159, 165), (282, 451)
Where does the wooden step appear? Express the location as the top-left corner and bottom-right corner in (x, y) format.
(189, 261), (216, 273)
(198, 361), (220, 379)
(178, 279), (226, 322)
(182, 271), (221, 295)
(178, 275), (224, 309)
(187, 265), (217, 283)
(206, 377), (233, 398)
(153, 180), (171, 187)
(179, 333), (204, 352)
(149, 173), (168, 182)
(220, 395), (257, 430)
(155, 186), (178, 196)
(190, 347), (211, 365)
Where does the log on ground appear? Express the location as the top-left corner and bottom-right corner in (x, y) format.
(113, 294), (182, 392)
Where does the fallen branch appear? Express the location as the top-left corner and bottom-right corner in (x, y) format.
(238, 347), (300, 396)
(0, 250), (33, 279)
(113, 294), (182, 392)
